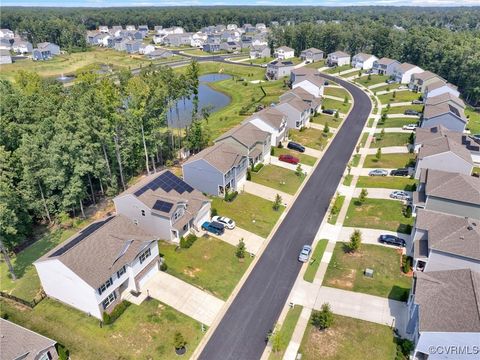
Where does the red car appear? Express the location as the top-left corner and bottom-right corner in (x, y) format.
(279, 154), (300, 165)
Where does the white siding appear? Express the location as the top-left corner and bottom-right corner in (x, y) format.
(292, 80), (323, 97)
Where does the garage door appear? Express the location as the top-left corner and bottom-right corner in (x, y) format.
(195, 205), (211, 228)
(139, 265), (158, 290)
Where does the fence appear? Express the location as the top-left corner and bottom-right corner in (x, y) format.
(0, 291), (46, 308)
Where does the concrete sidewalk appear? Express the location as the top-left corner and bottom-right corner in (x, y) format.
(213, 226), (266, 255)
(243, 180), (294, 206)
(381, 101), (414, 108)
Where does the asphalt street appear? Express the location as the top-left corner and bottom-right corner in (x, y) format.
(199, 74), (372, 360)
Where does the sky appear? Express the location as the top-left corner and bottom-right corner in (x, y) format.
(2, 0), (480, 7)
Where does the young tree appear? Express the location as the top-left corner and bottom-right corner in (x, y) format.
(368, 73), (372, 80)
(392, 90), (397, 99)
(346, 229), (362, 252)
(236, 238), (246, 259)
(270, 328), (285, 353)
(323, 122), (330, 134)
(295, 164), (303, 176)
(380, 128), (385, 140)
(334, 111), (339, 120)
(311, 303), (334, 330)
(273, 194), (282, 211)
(359, 188), (368, 204)
(174, 332), (186, 350)
(343, 95), (348, 104)
(376, 147), (382, 161)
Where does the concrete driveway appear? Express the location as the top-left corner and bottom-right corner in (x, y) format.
(340, 226), (411, 249)
(211, 226), (266, 255)
(350, 168), (397, 176)
(352, 187), (412, 201)
(270, 156), (313, 174)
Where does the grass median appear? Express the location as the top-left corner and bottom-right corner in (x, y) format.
(304, 239), (329, 282)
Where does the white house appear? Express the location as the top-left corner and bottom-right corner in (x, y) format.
(274, 46), (295, 60)
(126, 25), (136, 31)
(266, 60), (295, 80)
(422, 102), (467, 132)
(247, 107), (288, 146)
(292, 74), (325, 97)
(351, 53), (378, 70)
(250, 45), (270, 59)
(393, 63), (424, 84)
(34, 215), (161, 320)
(99, 25), (109, 33)
(0, 49), (12, 64)
(191, 32), (207, 48)
(424, 81), (460, 100)
(0, 29), (14, 39)
(327, 51), (350, 66)
(409, 71), (445, 93)
(114, 170), (211, 243)
(139, 44), (155, 55)
(12, 40), (33, 54)
(275, 97), (311, 129)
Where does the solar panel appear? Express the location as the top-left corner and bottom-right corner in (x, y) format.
(50, 216), (115, 257)
(152, 200), (173, 213)
(134, 171), (193, 196)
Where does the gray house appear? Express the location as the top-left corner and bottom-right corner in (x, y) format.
(250, 45), (270, 59)
(146, 49), (174, 60)
(275, 97), (311, 129)
(409, 71), (445, 93)
(372, 57), (401, 76)
(280, 87), (322, 114)
(266, 60), (295, 80)
(411, 209), (480, 272)
(220, 41), (241, 53)
(326, 51), (350, 66)
(114, 170), (211, 242)
(12, 40), (33, 54)
(421, 102), (467, 132)
(183, 142), (248, 196)
(1, 319), (59, 360)
(300, 48), (324, 62)
(37, 42), (60, 56)
(163, 33), (193, 47)
(0, 49), (12, 64)
(413, 168), (480, 218)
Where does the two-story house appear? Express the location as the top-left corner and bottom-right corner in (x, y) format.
(274, 46), (295, 60)
(247, 107), (288, 146)
(34, 214), (160, 320)
(292, 74), (325, 98)
(327, 51), (351, 66)
(409, 71), (445, 93)
(422, 101), (467, 132)
(393, 63), (423, 84)
(183, 142), (248, 196)
(300, 48), (324, 62)
(424, 92), (465, 109)
(250, 45), (270, 59)
(372, 57), (400, 76)
(114, 170), (211, 242)
(351, 53), (378, 70)
(280, 87), (322, 114)
(275, 97), (311, 129)
(12, 40), (33, 54)
(424, 80), (460, 100)
(266, 60), (295, 80)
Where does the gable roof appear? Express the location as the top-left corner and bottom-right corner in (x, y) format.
(247, 107), (285, 130)
(329, 50), (350, 58)
(184, 142), (245, 174)
(353, 52), (375, 61)
(426, 80), (458, 93)
(216, 122), (270, 148)
(414, 269), (480, 332)
(375, 57), (399, 66)
(268, 60), (294, 67)
(423, 102), (466, 123)
(397, 62), (420, 73)
(276, 46), (294, 52)
(294, 74), (325, 88)
(301, 47), (323, 54)
(278, 97), (310, 112)
(425, 93), (465, 109)
(411, 70), (444, 83)
(422, 169), (480, 205)
(417, 135), (472, 164)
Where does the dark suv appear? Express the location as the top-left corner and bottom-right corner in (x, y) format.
(287, 141), (305, 153)
(390, 168), (409, 176)
(322, 109), (336, 115)
(379, 235), (405, 247)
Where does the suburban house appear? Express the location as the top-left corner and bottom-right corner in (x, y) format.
(274, 46), (295, 60)
(12, 40), (33, 54)
(413, 169), (480, 218)
(411, 209), (480, 272)
(372, 57), (400, 76)
(139, 44), (155, 55)
(114, 170), (211, 242)
(0, 49), (12, 64)
(326, 51), (351, 66)
(414, 134), (473, 178)
(215, 122), (271, 166)
(300, 48), (324, 62)
(34, 214), (161, 320)
(99, 25), (109, 33)
(183, 142), (248, 196)
(424, 80), (460, 100)
(220, 41), (241, 53)
(32, 48), (52, 61)
(393, 63), (424, 84)
(0, 28), (14, 38)
(256, 23), (267, 31)
(275, 97), (311, 129)
(250, 45), (270, 59)
(280, 87), (322, 114)
(421, 101), (467, 132)
(0, 38), (11, 50)
(0, 318), (59, 360)
(37, 42), (60, 56)
(191, 32), (207, 48)
(351, 53), (378, 70)
(290, 67), (318, 84)
(266, 60), (295, 80)
(406, 268), (480, 360)
(111, 26), (123, 37)
(247, 107), (288, 146)
(126, 25), (136, 31)
(409, 71), (445, 93)
(163, 33), (193, 47)
(292, 74), (325, 97)
(424, 92), (465, 109)
(145, 49), (174, 60)
(124, 40), (141, 54)
(203, 39), (221, 53)
(227, 24), (238, 31)
(138, 25), (149, 37)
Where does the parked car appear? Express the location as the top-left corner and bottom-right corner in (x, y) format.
(324, 80), (330, 86)
(404, 109), (420, 116)
(212, 216), (236, 230)
(386, 79), (396, 84)
(201, 221), (225, 235)
(287, 141), (305, 153)
(411, 100), (423, 105)
(279, 154), (300, 165)
(402, 123), (417, 130)
(322, 109), (336, 115)
(379, 234), (405, 247)
(390, 168), (409, 176)
(298, 245), (312, 262)
(390, 190), (411, 201)
(368, 169), (388, 176)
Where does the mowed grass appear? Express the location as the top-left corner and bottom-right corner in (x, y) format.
(378, 90), (421, 104)
(248, 57), (275, 65)
(323, 243), (412, 300)
(250, 165), (305, 195)
(343, 174), (353, 186)
(324, 86), (350, 100)
(299, 314), (397, 360)
(304, 240), (329, 283)
(344, 198), (414, 234)
(382, 104), (424, 115)
(364, 153), (415, 169)
(304, 60), (326, 69)
(322, 64), (352, 74)
(311, 113), (342, 128)
(355, 74), (390, 87)
(328, 196), (345, 225)
(272, 147), (317, 166)
(269, 305), (304, 360)
(322, 98), (352, 114)
(289, 128), (331, 150)
(159, 237), (251, 300)
(358, 132), (369, 148)
(211, 193), (284, 238)
(356, 176), (417, 191)
(370, 132), (411, 148)
(466, 106), (480, 134)
(0, 297), (203, 360)
(377, 117), (419, 128)
(372, 83), (401, 92)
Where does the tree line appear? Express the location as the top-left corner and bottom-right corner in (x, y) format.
(0, 61), (209, 251)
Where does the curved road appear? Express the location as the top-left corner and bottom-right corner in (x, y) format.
(199, 74), (372, 360)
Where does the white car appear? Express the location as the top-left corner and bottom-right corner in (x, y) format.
(211, 216), (236, 229)
(390, 191), (411, 201)
(402, 124), (417, 130)
(298, 245), (312, 262)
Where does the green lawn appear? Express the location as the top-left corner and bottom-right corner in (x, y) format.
(344, 198), (414, 234)
(356, 176), (417, 191)
(304, 240), (329, 282)
(322, 64), (353, 74)
(372, 83), (401, 93)
(272, 147), (317, 166)
(322, 98), (352, 114)
(299, 314), (397, 360)
(466, 106), (480, 134)
(355, 75), (390, 87)
(289, 128), (331, 150)
(159, 237), (251, 300)
(323, 243), (412, 300)
(248, 57), (275, 65)
(311, 113), (342, 128)
(328, 196), (345, 225)
(367, 118), (375, 127)
(324, 86), (350, 99)
(350, 154), (361, 167)
(304, 60), (326, 69)
(269, 305), (304, 360)
(364, 153), (415, 169)
(370, 132), (411, 148)
(343, 174), (353, 186)
(358, 132), (369, 148)
(211, 193), (284, 238)
(250, 165), (305, 195)
(382, 104), (424, 115)
(0, 297), (203, 360)
(378, 91), (421, 104)
(377, 117), (420, 128)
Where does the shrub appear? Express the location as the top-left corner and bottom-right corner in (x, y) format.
(273, 194), (282, 211)
(103, 301), (131, 325)
(270, 329), (285, 353)
(160, 261), (168, 271)
(402, 255), (412, 274)
(211, 208), (218, 217)
(323, 122), (330, 134)
(270, 147), (274, 156)
(334, 111), (339, 119)
(311, 303), (334, 330)
(295, 164), (303, 177)
(174, 332), (187, 350)
(404, 205), (412, 218)
(359, 188), (368, 204)
(56, 344), (69, 360)
(180, 234), (198, 249)
(343, 95), (348, 104)
(252, 163), (264, 172)
(224, 191), (238, 202)
(277, 142), (283, 148)
(246, 169), (251, 181)
(235, 238), (246, 259)
(376, 147), (382, 160)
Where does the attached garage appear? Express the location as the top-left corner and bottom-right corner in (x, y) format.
(138, 262), (159, 290)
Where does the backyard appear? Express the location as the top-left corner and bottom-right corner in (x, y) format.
(289, 128), (331, 150)
(323, 243), (412, 300)
(271, 147), (317, 166)
(324, 86), (351, 100)
(322, 64), (352, 74)
(250, 165), (305, 195)
(372, 83), (401, 92)
(370, 132), (411, 148)
(356, 176), (417, 191)
(466, 106), (480, 134)
(363, 153), (415, 168)
(355, 74), (389, 87)
(343, 198), (414, 234)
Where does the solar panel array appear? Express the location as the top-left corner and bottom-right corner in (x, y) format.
(134, 171), (194, 197)
(50, 216), (115, 257)
(152, 200), (174, 213)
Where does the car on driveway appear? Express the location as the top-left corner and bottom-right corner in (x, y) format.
(390, 168), (409, 176)
(287, 141), (305, 153)
(202, 221), (225, 235)
(390, 190), (411, 200)
(411, 100), (423, 105)
(402, 123), (417, 130)
(279, 154), (299, 165)
(322, 109), (336, 115)
(404, 109), (420, 116)
(379, 234), (405, 247)
(212, 216), (236, 230)
(368, 169), (388, 176)
(298, 245), (312, 262)
(387, 79), (396, 84)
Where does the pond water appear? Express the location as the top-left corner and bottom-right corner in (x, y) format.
(167, 73), (232, 128)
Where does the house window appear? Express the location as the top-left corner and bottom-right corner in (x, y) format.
(117, 266), (126, 278)
(141, 210), (145, 217)
(97, 277), (113, 295)
(139, 248), (151, 264)
(102, 291), (117, 310)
